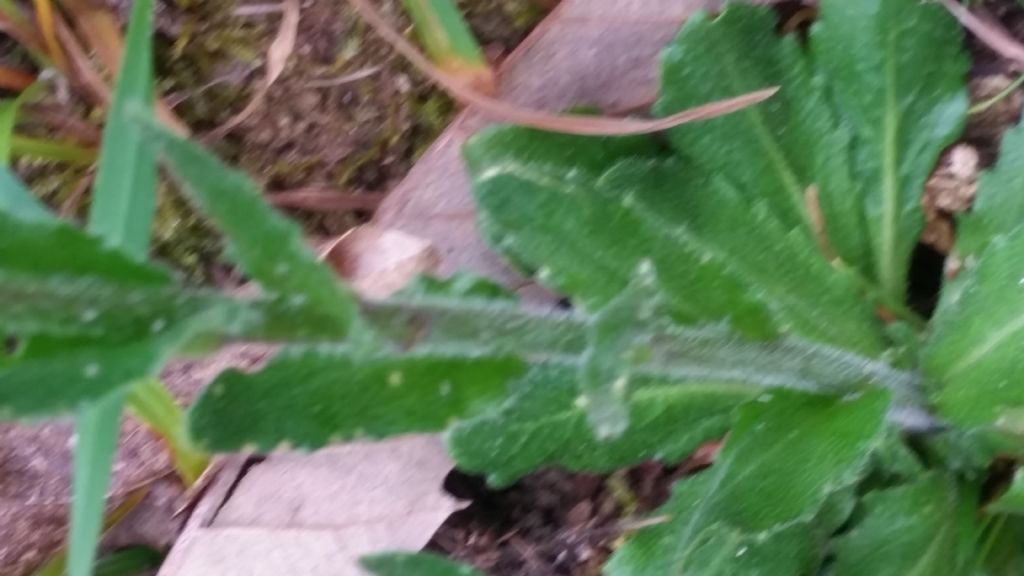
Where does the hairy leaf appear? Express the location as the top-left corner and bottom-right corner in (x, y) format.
(656, 5), (868, 273)
(925, 227), (1024, 428)
(361, 553), (482, 576)
(601, 159), (885, 355)
(832, 474), (978, 576)
(0, 305), (232, 417)
(466, 129), (886, 354)
(957, 122), (1024, 258)
(146, 125), (363, 340)
(0, 211), (172, 286)
(188, 348), (525, 452)
(814, 0), (968, 301)
(605, 389), (890, 576)
(447, 363), (757, 486)
(365, 296), (920, 407)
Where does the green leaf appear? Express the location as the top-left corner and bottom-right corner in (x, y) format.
(72, 1), (158, 574)
(832, 473), (979, 576)
(0, 167), (52, 221)
(145, 125), (364, 340)
(0, 336), (170, 417)
(605, 389), (891, 576)
(463, 128), (673, 310)
(447, 363), (756, 487)
(981, 516), (1024, 575)
(364, 296), (916, 405)
(601, 158), (884, 355)
(466, 129), (886, 354)
(957, 121), (1024, 259)
(361, 552), (482, 576)
(655, 5), (868, 273)
(925, 226), (1024, 428)
(814, 0), (968, 301)
(188, 348), (525, 452)
(0, 211), (172, 286)
(85, 7), (157, 260)
(989, 469), (1024, 516)
(93, 546), (164, 576)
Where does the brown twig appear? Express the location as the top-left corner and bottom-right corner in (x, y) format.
(940, 0), (1024, 69)
(345, 0), (778, 135)
(267, 188), (384, 213)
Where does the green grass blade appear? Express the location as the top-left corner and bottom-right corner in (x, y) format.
(127, 378), (208, 486)
(0, 82), (41, 166)
(85, 0), (156, 260)
(70, 0), (157, 574)
(31, 486), (150, 576)
(400, 0), (492, 89)
(12, 135), (97, 165)
(70, 393), (127, 576)
(0, 167), (51, 220)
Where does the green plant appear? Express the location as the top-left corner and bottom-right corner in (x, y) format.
(400, 0), (494, 93)
(4, 0), (1024, 575)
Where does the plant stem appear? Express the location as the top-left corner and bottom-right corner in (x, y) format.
(969, 73), (1024, 115)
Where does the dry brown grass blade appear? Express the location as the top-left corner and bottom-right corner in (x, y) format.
(58, 0), (190, 135)
(347, 0), (778, 135)
(56, 0), (122, 73)
(33, 0), (67, 69)
(54, 15), (110, 106)
(0, 65), (36, 91)
(207, 0), (300, 139)
(940, 0), (1024, 68)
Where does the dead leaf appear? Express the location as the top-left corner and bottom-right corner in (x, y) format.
(346, 0), (778, 136)
(208, 0), (300, 139)
(321, 224), (440, 299)
(160, 437), (461, 576)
